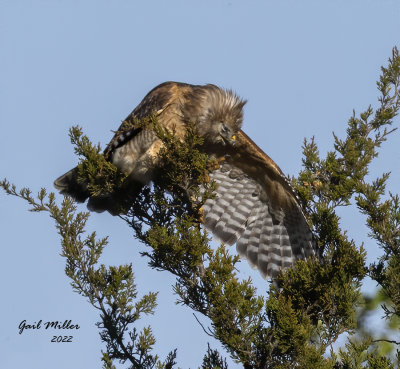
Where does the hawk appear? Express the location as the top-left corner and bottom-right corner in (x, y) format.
(54, 81), (316, 278)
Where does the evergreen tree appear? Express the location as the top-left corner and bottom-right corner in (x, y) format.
(1, 47), (400, 368)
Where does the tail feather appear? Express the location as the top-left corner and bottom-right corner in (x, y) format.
(54, 167), (144, 215)
(54, 167), (89, 203)
(87, 180), (143, 215)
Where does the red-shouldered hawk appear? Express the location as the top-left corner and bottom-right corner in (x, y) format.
(54, 81), (316, 278)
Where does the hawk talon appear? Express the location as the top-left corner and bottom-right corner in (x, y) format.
(197, 206), (205, 224)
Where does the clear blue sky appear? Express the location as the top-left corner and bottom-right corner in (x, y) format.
(1, 1), (399, 368)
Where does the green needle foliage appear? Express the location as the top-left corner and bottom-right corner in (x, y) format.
(1, 47), (400, 368)
(0, 182), (177, 369)
(70, 125), (128, 197)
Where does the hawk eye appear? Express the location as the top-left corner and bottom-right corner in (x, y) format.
(221, 123), (229, 133)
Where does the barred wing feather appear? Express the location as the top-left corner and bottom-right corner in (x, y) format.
(202, 162), (315, 279)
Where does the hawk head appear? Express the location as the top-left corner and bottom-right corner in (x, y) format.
(183, 84), (247, 146)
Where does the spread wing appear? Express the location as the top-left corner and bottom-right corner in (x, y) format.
(202, 130), (316, 278)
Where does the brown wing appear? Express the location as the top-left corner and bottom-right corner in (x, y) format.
(202, 130), (316, 278)
(104, 82), (185, 159)
(104, 81), (229, 159)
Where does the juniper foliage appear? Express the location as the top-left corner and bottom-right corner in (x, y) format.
(1, 47), (400, 368)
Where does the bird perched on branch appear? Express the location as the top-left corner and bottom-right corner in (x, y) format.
(54, 81), (316, 278)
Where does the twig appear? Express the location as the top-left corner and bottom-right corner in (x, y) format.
(372, 339), (400, 345)
(192, 313), (214, 337)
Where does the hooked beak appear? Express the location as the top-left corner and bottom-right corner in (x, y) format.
(219, 134), (237, 146)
